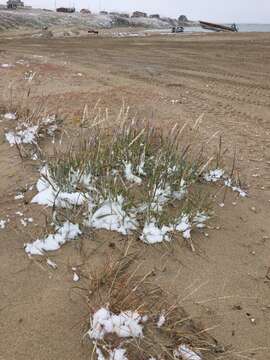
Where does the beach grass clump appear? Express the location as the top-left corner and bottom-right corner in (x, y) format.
(30, 107), (214, 246)
(2, 99), (62, 159)
(25, 105), (247, 255)
(84, 254), (221, 360)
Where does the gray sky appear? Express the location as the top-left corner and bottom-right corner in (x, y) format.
(1, 0), (270, 23)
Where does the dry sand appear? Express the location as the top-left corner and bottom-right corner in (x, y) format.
(0, 31), (270, 359)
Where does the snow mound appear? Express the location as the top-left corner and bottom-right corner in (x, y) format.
(24, 221), (81, 255)
(31, 166), (87, 208)
(3, 112), (16, 120)
(86, 196), (138, 235)
(204, 168), (247, 197)
(5, 125), (38, 146)
(88, 307), (144, 340)
(174, 344), (202, 360)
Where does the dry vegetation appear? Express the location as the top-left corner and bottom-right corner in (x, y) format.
(81, 251), (223, 360)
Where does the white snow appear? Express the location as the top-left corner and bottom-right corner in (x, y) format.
(31, 167), (87, 208)
(96, 347), (128, 360)
(14, 193), (24, 200)
(153, 184), (171, 207)
(73, 272), (80, 282)
(86, 196), (137, 235)
(5, 114), (59, 147)
(20, 219), (27, 227)
(157, 311), (166, 328)
(124, 162), (142, 184)
(4, 112), (16, 120)
(0, 220), (6, 229)
(140, 220), (172, 244)
(204, 169), (224, 182)
(42, 115), (58, 136)
(1, 63), (12, 68)
(174, 345), (202, 360)
(24, 221), (81, 255)
(172, 179), (187, 200)
(20, 217), (33, 227)
(175, 214), (191, 239)
(88, 307), (144, 340)
(109, 349), (128, 360)
(204, 169), (247, 197)
(224, 179), (247, 197)
(5, 125), (38, 146)
(193, 212), (209, 229)
(46, 258), (57, 269)
(140, 211), (209, 244)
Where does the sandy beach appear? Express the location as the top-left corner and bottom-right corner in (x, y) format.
(0, 30), (270, 359)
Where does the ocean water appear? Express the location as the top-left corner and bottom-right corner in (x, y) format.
(184, 24), (270, 33)
(237, 24), (270, 32)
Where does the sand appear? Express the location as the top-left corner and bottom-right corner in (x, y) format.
(0, 30), (270, 359)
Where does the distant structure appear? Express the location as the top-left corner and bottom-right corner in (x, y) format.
(120, 13), (130, 18)
(80, 9), (91, 14)
(178, 15), (188, 23)
(7, 0), (24, 9)
(149, 14), (160, 19)
(109, 11), (121, 16)
(99, 10), (108, 15)
(131, 11), (147, 18)
(56, 7), (75, 13)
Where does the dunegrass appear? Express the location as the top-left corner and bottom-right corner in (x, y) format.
(82, 253), (220, 360)
(25, 105), (246, 253)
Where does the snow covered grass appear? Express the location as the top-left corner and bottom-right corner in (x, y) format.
(84, 254), (220, 360)
(29, 107), (214, 248)
(2, 98), (62, 159)
(24, 106), (246, 254)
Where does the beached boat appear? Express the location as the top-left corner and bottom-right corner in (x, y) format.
(199, 21), (238, 32)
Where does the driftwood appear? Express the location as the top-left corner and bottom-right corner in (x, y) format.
(88, 29), (99, 35)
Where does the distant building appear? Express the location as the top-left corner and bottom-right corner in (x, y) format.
(178, 15), (188, 23)
(149, 14), (160, 19)
(131, 11), (147, 18)
(99, 11), (108, 15)
(7, 0), (24, 9)
(109, 11), (121, 16)
(56, 7), (75, 13)
(80, 9), (91, 14)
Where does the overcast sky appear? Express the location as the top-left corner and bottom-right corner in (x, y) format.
(1, 0), (270, 23)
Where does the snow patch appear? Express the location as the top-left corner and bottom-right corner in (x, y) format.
(124, 162), (142, 184)
(1, 63), (13, 68)
(204, 169), (224, 182)
(46, 258), (57, 269)
(174, 344), (201, 360)
(157, 311), (166, 328)
(140, 220), (172, 244)
(204, 168), (247, 197)
(24, 221), (81, 255)
(5, 125), (38, 146)
(73, 272), (80, 282)
(86, 196), (137, 235)
(224, 179), (247, 197)
(96, 347), (128, 360)
(31, 167), (87, 208)
(88, 307), (144, 340)
(4, 112), (16, 120)
(0, 219), (6, 229)
(14, 193), (24, 200)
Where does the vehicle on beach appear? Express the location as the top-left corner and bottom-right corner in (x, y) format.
(172, 26), (184, 33)
(199, 21), (238, 32)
